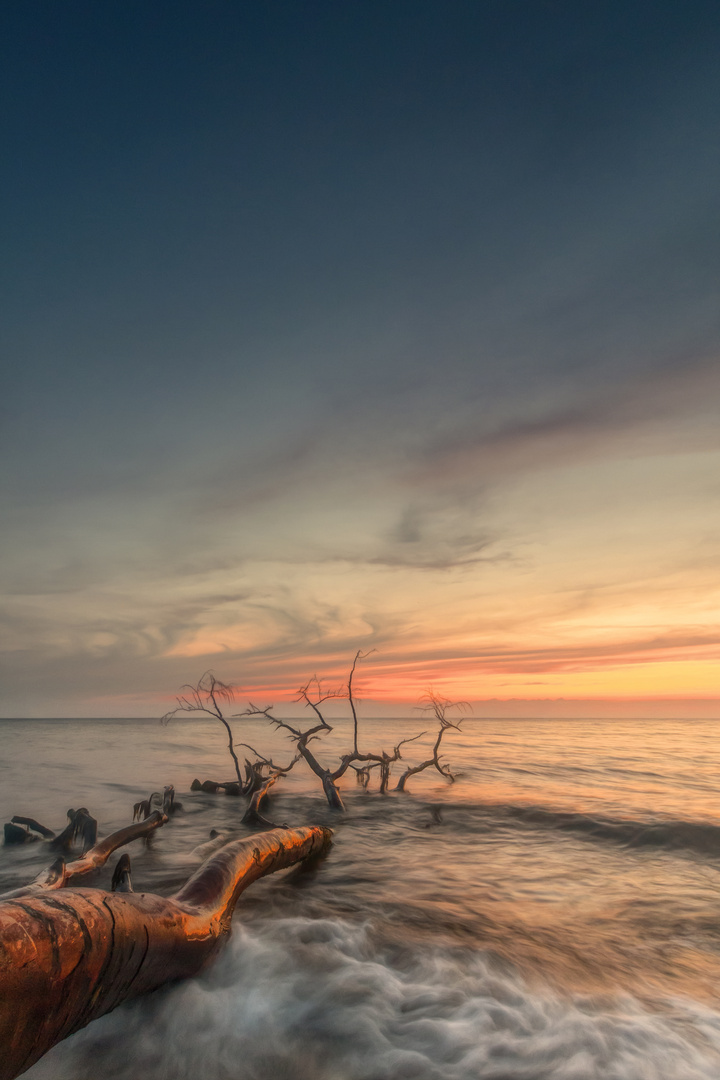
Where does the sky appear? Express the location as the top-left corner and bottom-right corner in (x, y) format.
(1, 1), (719, 717)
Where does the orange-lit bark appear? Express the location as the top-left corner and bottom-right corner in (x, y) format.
(0, 825), (331, 1080)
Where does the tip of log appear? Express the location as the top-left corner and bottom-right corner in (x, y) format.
(174, 825), (333, 927)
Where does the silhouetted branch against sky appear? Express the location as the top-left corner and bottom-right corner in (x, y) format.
(162, 672), (243, 786)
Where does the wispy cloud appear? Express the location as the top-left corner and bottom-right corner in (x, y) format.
(413, 358), (720, 487)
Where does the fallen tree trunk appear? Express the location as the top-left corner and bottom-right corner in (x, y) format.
(0, 824), (331, 1080)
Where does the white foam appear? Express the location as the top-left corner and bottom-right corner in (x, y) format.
(27, 917), (720, 1080)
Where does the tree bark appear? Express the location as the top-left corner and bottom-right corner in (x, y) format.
(296, 741), (345, 810)
(241, 772), (281, 826)
(0, 824), (331, 1080)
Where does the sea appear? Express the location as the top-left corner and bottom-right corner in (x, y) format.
(3, 715), (720, 1079)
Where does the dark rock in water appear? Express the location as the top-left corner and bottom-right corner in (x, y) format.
(191, 779), (237, 795)
(3, 822), (37, 845)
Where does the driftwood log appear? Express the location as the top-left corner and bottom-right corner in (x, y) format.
(0, 824), (331, 1080)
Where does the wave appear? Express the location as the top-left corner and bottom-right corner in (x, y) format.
(25, 916), (720, 1080)
(470, 803), (720, 858)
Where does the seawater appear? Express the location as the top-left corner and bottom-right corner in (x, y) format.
(3, 716), (720, 1079)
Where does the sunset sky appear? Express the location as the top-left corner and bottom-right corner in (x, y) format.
(2, 2), (719, 716)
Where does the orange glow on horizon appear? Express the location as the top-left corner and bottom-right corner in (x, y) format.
(151, 651), (720, 708)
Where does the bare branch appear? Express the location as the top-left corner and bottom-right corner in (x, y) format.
(394, 730), (427, 753)
(396, 692), (469, 792)
(238, 703), (303, 739)
(347, 649), (374, 755)
(163, 673), (243, 787)
(295, 676), (340, 730)
(242, 700), (345, 809)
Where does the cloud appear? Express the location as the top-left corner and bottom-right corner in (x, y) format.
(412, 356), (720, 487)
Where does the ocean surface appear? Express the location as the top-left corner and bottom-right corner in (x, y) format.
(3, 715), (720, 1079)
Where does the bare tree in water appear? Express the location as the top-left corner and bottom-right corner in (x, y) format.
(165, 654), (467, 811)
(395, 692), (469, 791)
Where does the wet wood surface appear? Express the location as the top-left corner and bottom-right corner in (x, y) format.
(0, 825), (331, 1080)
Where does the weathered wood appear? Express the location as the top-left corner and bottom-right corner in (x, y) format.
(190, 778), (241, 795)
(49, 808), (98, 853)
(57, 811), (167, 885)
(9, 816), (55, 840)
(1, 812), (168, 899)
(4, 809), (98, 852)
(241, 773), (285, 827)
(133, 792), (161, 820)
(110, 852), (133, 892)
(0, 824), (331, 1080)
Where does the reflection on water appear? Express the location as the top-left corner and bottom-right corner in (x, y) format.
(3, 716), (720, 1077)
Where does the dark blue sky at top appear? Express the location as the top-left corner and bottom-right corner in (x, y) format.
(1, 2), (720, 711)
(3, 2), (718, 453)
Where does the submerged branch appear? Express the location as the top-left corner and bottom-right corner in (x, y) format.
(395, 692), (469, 791)
(1, 811), (168, 899)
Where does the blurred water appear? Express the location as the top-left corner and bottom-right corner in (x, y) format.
(3, 715), (720, 1078)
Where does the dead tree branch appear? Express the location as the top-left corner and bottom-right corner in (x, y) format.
(8, 816), (54, 840)
(347, 648), (375, 755)
(5, 808), (98, 853)
(242, 655), (428, 803)
(395, 692), (469, 791)
(241, 751), (299, 828)
(240, 682), (346, 808)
